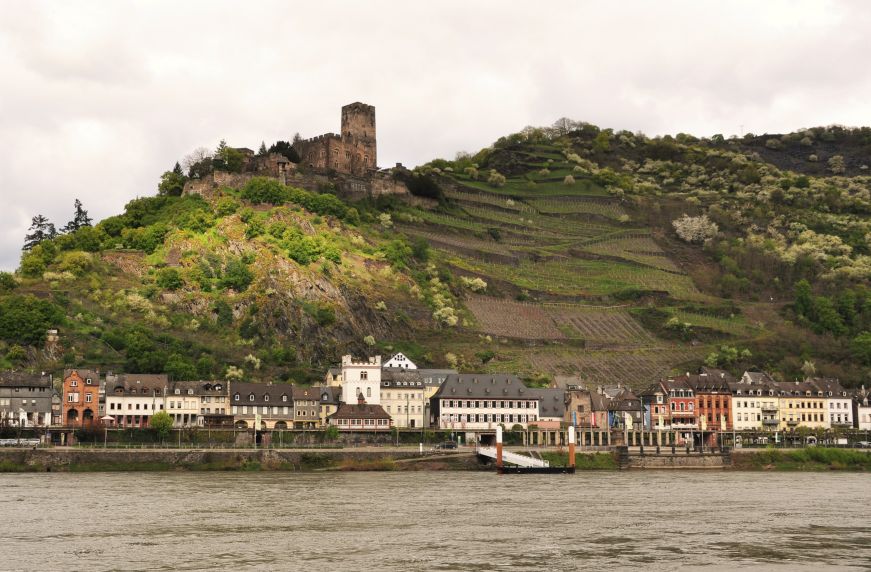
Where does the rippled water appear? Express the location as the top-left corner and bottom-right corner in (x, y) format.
(1, 471), (869, 571)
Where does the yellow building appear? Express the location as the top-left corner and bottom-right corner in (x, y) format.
(776, 380), (828, 431)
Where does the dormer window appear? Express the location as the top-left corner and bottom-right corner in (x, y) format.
(86, 378), (92, 385)
(215, 384), (222, 391)
(248, 394), (255, 402)
(234, 393), (240, 401)
(282, 395), (288, 402)
(188, 389), (194, 395)
(175, 389), (181, 395)
(264, 395), (270, 402)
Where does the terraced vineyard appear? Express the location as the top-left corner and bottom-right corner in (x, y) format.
(543, 305), (659, 347)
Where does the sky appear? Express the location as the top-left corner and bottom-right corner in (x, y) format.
(1, 0), (870, 271)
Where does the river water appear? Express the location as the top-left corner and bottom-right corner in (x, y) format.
(1, 471), (869, 571)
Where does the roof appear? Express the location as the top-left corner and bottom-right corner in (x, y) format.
(330, 402), (391, 420)
(292, 386), (321, 401)
(107, 374), (169, 395)
(0, 371), (52, 388)
(167, 380), (228, 396)
(63, 369), (101, 382)
(527, 388), (566, 418)
(231, 382), (293, 406)
(807, 377), (849, 398)
(317, 386), (341, 404)
(433, 374), (535, 400)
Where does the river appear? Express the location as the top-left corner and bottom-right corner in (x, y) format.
(1, 471), (869, 571)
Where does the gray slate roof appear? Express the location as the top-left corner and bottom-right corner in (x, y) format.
(0, 371), (52, 388)
(527, 388), (566, 418)
(433, 374), (535, 400)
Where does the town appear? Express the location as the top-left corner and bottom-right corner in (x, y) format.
(2, 351), (870, 450)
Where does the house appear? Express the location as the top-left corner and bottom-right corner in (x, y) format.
(640, 383), (671, 431)
(383, 352), (417, 370)
(328, 394), (391, 431)
(164, 381), (230, 428)
(810, 377), (853, 428)
(317, 386), (341, 427)
(854, 386), (871, 430)
(730, 371), (779, 431)
(341, 355), (382, 405)
(605, 387), (643, 430)
(0, 371), (54, 428)
(230, 382), (294, 430)
(380, 367), (454, 428)
(324, 367), (343, 387)
(775, 380), (828, 430)
(430, 374), (540, 440)
(62, 369), (102, 427)
(527, 387), (566, 445)
(105, 374), (169, 428)
(688, 368), (733, 432)
(292, 386), (321, 428)
(659, 378), (698, 431)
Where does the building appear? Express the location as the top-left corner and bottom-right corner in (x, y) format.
(230, 382), (294, 430)
(431, 374), (540, 440)
(379, 367), (454, 428)
(164, 381), (230, 428)
(294, 103), (377, 176)
(640, 383), (671, 431)
(0, 371), (54, 428)
(341, 355), (382, 405)
(776, 380), (828, 430)
(317, 386), (341, 427)
(659, 378), (697, 431)
(383, 352), (417, 370)
(324, 367), (343, 387)
(62, 369), (102, 427)
(854, 386), (871, 430)
(105, 374), (169, 428)
(729, 371), (779, 432)
(688, 368), (733, 432)
(606, 387), (643, 430)
(328, 394), (391, 431)
(811, 377), (853, 429)
(292, 386), (321, 428)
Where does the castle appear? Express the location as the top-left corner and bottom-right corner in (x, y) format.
(294, 102), (377, 176)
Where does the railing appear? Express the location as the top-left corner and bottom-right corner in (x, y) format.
(475, 445), (549, 468)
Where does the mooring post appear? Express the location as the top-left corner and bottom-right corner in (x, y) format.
(496, 425), (503, 469)
(568, 425), (576, 468)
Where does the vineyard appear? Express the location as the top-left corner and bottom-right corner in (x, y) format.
(465, 296), (566, 339)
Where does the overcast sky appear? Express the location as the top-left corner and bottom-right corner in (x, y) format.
(1, 0), (870, 271)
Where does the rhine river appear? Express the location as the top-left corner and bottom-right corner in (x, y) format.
(1, 471), (869, 571)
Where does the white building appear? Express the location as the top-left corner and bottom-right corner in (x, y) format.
(431, 374), (540, 437)
(855, 386), (871, 430)
(730, 372), (779, 431)
(341, 355), (382, 405)
(105, 374), (169, 428)
(812, 378), (853, 428)
(383, 352), (417, 370)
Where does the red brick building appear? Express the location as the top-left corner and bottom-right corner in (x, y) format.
(62, 369), (101, 427)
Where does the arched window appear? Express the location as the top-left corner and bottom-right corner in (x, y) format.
(248, 394), (255, 402)
(264, 395), (269, 402)
(366, 387), (371, 398)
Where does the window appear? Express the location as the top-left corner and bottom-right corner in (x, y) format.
(360, 371), (368, 380)
(264, 395), (270, 402)
(70, 379), (78, 387)
(85, 394), (92, 403)
(234, 394), (240, 401)
(86, 378), (92, 385)
(282, 395), (288, 402)
(249, 394), (254, 402)
(366, 387), (371, 398)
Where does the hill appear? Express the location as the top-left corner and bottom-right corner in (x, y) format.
(2, 123), (870, 388)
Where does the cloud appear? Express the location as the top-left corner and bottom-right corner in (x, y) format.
(1, 0), (870, 270)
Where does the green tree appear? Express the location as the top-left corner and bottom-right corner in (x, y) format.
(794, 279), (813, 317)
(0, 295), (64, 346)
(23, 215), (56, 251)
(813, 296), (846, 336)
(0, 272), (16, 291)
(158, 170), (187, 196)
(851, 331), (871, 365)
(164, 353), (197, 381)
(60, 199), (93, 233)
(220, 258), (254, 292)
(150, 410), (174, 441)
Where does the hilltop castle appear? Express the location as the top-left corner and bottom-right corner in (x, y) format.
(294, 102), (377, 176)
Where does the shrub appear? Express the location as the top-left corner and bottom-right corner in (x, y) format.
(672, 214), (719, 244)
(215, 196), (241, 217)
(487, 170), (506, 188)
(0, 272), (16, 291)
(828, 155), (846, 174)
(220, 258), (253, 292)
(563, 175), (575, 186)
(765, 138), (783, 150)
(363, 335), (376, 346)
(0, 295), (64, 346)
(156, 268), (183, 290)
(460, 276), (487, 292)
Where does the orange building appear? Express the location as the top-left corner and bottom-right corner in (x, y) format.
(62, 369), (101, 427)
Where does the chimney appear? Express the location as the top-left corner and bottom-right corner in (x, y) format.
(357, 393), (366, 405)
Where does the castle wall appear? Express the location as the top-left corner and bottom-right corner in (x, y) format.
(295, 103), (377, 177)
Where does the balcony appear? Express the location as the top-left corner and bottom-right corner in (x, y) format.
(761, 406), (778, 413)
(786, 419), (799, 426)
(671, 422), (698, 430)
(762, 418), (779, 426)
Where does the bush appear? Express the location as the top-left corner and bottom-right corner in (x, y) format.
(156, 268), (184, 290)
(563, 175), (575, 186)
(0, 295), (64, 346)
(0, 272), (17, 291)
(672, 214), (719, 244)
(487, 170), (506, 188)
(220, 258), (254, 292)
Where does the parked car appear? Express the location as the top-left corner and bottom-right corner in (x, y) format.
(434, 441), (458, 450)
(856, 441), (871, 449)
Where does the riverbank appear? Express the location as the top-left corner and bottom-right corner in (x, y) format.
(1, 447), (868, 472)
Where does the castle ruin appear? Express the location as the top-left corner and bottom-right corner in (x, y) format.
(294, 102), (377, 176)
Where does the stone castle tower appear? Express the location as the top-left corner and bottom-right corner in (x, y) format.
(295, 102), (377, 176)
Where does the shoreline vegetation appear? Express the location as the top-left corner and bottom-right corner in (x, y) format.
(1, 448), (869, 473)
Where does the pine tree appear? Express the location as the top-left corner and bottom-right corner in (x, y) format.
(23, 215), (56, 250)
(172, 162), (183, 176)
(61, 199), (93, 234)
(258, 141), (267, 156)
